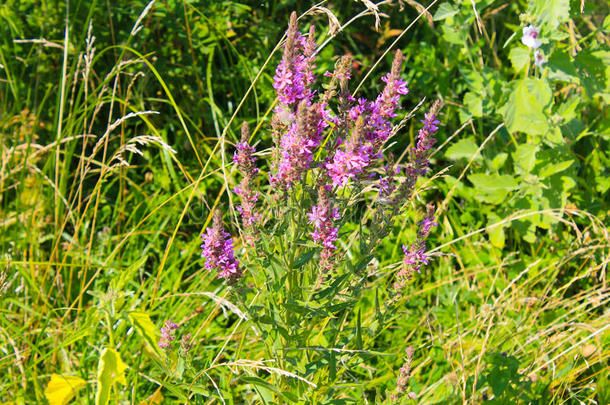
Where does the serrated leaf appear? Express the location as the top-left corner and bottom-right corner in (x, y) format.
(529, 0), (571, 31)
(469, 174), (519, 191)
(96, 348), (128, 405)
(539, 160), (574, 178)
(513, 144), (538, 174)
(445, 137), (480, 161)
(500, 78), (553, 136)
(463, 92), (483, 117)
(509, 47), (530, 72)
(433, 2), (459, 21)
(469, 174), (519, 204)
(45, 374), (87, 405)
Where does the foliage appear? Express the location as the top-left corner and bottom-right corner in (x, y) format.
(0, 0), (608, 404)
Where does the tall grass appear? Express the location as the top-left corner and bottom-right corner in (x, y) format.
(1, 0), (608, 404)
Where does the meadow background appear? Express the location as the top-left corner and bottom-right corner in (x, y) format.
(0, 0), (609, 403)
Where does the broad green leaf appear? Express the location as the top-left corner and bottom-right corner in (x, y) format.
(576, 49), (610, 102)
(491, 153), (508, 170)
(463, 92), (483, 117)
(500, 78), (552, 136)
(128, 311), (160, 355)
(445, 137), (480, 161)
(513, 144), (538, 174)
(469, 174), (519, 192)
(508, 47), (530, 72)
(96, 348), (128, 405)
(539, 160), (574, 178)
(548, 51), (579, 83)
(45, 374), (87, 405)
(469, 174), (519, 204)
(433, 2), (459, 21)
(529, 0), (571, 31)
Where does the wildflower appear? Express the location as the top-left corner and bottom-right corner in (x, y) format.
(180, 333), (192, 356)
(273, 12), (317, 109)
(201, 211), (242, 282)
(325, 116), (369, 187)
(395, 204), (437, 289)
(378, 154), (399, 199)
(390, 346), (416, 402)
(534, 49), (547, 67)
(391, 101), (441, 208)
(158, 319), (179, 349)
(272, 101), (328, 190)
(308, 186), (340, 270)
(234, 122), (261, 231)
(375, 50), (409, 120)
(521, 25), (541, 49)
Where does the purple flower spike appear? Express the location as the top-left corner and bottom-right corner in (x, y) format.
(308, 186), (340, 270)
(234, 122), (261, 234)
(325, 116), (369, 187)
(201, 211), (242, 283)
(159, 319), (179, 349)
(273, 13), (317, 109)
(395, 204), (437, 288)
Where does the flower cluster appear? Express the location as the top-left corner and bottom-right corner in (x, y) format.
(390, 346), (417, 402)
(202, 13), (442, 283)
(201, 211), (242, 282)
(390, 101), (441, 210)
(308, 186), (340, 270)
(521, 24), (546, 67)
(325, 116), (369, 187)
(158, 319), (178, 349)
(273, 13), (317, 108)
(234, 121), (260, 232)
(324, 51), (410, 190)
(158, 320), (192, 356)
(272, 101), (329, 189)
(395, 204), (437, 289)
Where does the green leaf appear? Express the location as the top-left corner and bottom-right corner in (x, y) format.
(468, 174), (519, 204)
(491, 153), (508, 170)
(500, 78), (553, 136)
(548, 51), (579, 83)
(469, 174), (519, 192)
(128, 311), (160, 355)
(529, 0), (571, 31)
(513, 144), (538, 175)
(539, 160), (574, 178)
(96, 348), (128, 405)
(433, 2), (459, 21)
(293, 249), (315, 269)
(445, 137), (480, 161)
(45, 374), (87, 405)
(463, 92), (483, 117)
(508, 47), (530, 72)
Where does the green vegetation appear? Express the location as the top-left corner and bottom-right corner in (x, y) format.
(1, 0), (608, 403)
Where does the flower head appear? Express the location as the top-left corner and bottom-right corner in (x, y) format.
(158, 319), (179, 349)
(309, 186), (340, 270)
(234, 122), (261, 232)
(534, 49), (547, 67)
(522, 25), (542, 49)
(201, 211), (242, 282)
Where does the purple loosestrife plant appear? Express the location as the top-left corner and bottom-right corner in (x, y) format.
(200, 211), (242, 282)
(234, 121), (261, 236)
(395, 203), (438, 290)
(158, 319), (178, 349)
(198, 11), (448, 402)
(308, 186), (340, 271)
